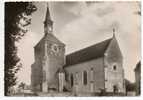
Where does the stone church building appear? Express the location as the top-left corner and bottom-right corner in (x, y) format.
(31, 5), (125, 95)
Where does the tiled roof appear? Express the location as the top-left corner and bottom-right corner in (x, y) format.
(64, 38), (112, 67)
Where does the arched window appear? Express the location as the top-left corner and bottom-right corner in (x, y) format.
(90, 68), (94, 81)
(71, 74), (74, 87)
(113, 65), (117, 70)
(83, 71), (87, 85)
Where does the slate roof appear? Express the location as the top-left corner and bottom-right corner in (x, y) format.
(44, 33), (65, 45)
(34, 33), (65, 48)
(64, 38), (112, 67)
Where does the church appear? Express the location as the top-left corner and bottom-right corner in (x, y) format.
(31, 5), (125, 96)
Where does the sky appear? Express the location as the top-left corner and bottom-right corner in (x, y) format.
(16, 1), (141, 85)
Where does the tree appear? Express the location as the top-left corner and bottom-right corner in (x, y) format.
(5, 2), (37, 96)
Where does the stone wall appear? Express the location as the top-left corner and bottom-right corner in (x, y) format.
(31, 37), (65, 92)
(64, 57), (104, 94)
(104, 37), (125, 93)
(44, 41), (65, 90)
(31, 62), (43, 92)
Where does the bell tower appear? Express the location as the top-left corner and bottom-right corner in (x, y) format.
(31, 3), (65, 93)
(41, 3), (65, 92)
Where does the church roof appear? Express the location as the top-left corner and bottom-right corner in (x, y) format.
(44, 33), (65, 45)
(34, 33), (65, 48)
(64, 38), (112, 67)
(35, 4), (64, 48)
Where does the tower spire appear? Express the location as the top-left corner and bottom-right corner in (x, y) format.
(44, 3), (51, 24)
(44, 3), (53, 35)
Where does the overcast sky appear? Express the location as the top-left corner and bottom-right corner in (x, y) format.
(16, 1), (141, 85)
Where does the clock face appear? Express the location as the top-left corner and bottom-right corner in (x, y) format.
(51, 44), (59, 54)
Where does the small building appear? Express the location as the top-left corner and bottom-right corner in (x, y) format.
(134, 61), (141, 96)
(125, 79), (136, 96)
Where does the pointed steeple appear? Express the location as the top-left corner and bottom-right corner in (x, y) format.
(44, 3), (52, 25)
(44, 3), (53, 35)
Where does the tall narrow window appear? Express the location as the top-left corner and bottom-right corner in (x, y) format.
(75, 72), (78, 85)
(113, 65), (117, 71)
(71, 74), (73, 87)
(90, 68), (94, 82)
(83, 71), (87, 85)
